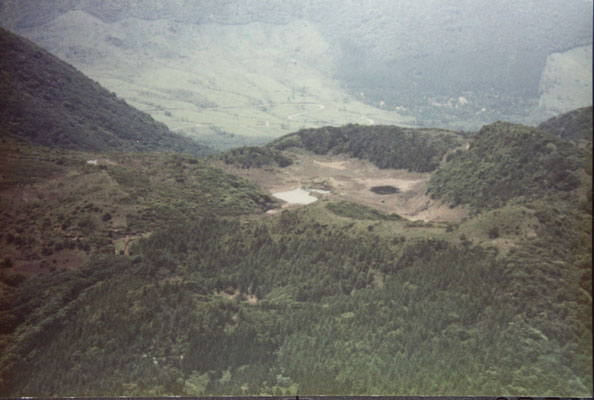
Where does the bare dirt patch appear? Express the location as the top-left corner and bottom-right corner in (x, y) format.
(217, 151), (468, 222)
(114, 232), (152, 255)
(314, 160), (347, 170)
(217, 289), (258, 304)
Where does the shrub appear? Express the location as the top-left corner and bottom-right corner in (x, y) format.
(488, 226), (500, 239)
(1, 257), (13, 269)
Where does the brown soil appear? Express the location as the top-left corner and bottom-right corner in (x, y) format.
(217, 151), (468, 222)
(217, 289), (258, 304)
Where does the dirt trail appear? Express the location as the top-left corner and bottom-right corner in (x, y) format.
(239, 124), (270, 136)
(287, 104), (326, 120)
(314, 160), (347, 170)
(171, 123), (204, 132)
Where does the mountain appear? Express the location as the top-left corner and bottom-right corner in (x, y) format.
(538, 106), (593, 142)
(0, 117), (591, 396)
(426, 121), (590, 212)
(0, 27), (206, 154)
(0, 0), (590, 142)
(0, 2), (591, 394)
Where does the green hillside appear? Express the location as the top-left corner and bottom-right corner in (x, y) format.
(426, 122), (589, 212)
(220, 124), (463, 172)
(538, 106), (593, 143)
(0, 193), (590, 395)
(0, 28), (206, 154)
(0, 138), (276, 279)
(0, 54), (591, 399)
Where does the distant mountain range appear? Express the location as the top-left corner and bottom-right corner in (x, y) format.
(0, 0), (590, 144)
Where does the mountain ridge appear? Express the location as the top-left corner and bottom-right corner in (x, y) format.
(1, 0), (590, 139)
(0, 27), (207, 154)
(538, 105), (593, 142)
(426, 121), (589, 212)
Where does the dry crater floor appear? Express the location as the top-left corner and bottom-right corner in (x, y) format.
(217, 150), (468, 222)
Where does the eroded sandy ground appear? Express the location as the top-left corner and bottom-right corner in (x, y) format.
(218, 151), (468, 222)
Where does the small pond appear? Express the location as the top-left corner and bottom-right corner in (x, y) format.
(273, 188), (330, 205)
(370, 185), (400, 195)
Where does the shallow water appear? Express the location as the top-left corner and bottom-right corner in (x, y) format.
(273, 188), (330, 205)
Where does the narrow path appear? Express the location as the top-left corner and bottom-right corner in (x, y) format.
(287, 104), (326, 120)
(240, 124), (268, 136)
(171, 123), (204, 132)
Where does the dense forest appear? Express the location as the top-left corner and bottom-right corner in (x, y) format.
(1, 116), (592, 395)
(273, 125), (463, 172)
(220, 124), (463, 172)
(426, 122), (590, 212)
(0, 193), (591, 395)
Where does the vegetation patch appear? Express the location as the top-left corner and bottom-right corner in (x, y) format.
(427, 122), (588, 212)
(217, 146), (293, 168)
(271, 124), (463, 172)
(538, 106), (593, 143)
(0, 139), (277, 278)
(326, 201), (401, 221)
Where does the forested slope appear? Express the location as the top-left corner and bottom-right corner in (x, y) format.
(0, 195), (590, 395)
(0, 115), (591, 396)
(0, 138), (276, 279)
(0, 28), (206, 154)
(538, 106), (593, 142)
(426, 122), (589, 212)
(221, 124), (463, 172)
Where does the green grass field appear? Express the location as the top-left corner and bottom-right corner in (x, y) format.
(101, 65), (415, 142)
(36, 17), (415, 145)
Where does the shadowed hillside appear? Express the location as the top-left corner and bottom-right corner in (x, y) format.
(0, 28), (206, 154)
(538, 106), (593, 143)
